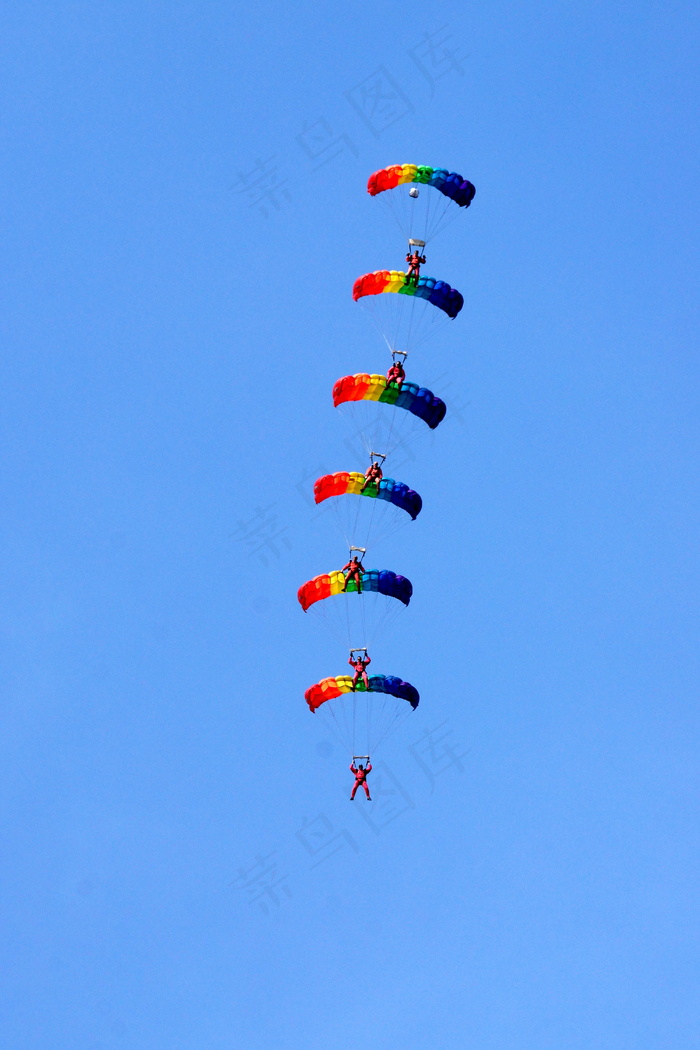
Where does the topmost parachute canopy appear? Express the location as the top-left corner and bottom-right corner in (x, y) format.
(366, 164), (476, 245)
(368, 164), (476, 207)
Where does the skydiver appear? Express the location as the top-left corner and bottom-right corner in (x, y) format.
(342, 553), (364, 593)
(349, 650), (371, 690)
(386, 359), (405, 390)
(404, 250), (426, 287)
(360, 459), (383, 492)
(350, 760), (372, 800)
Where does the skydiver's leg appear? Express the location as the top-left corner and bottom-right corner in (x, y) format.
(350, 782), (358, 799)
(347, 569), (362, 593)
(361, 671), (369, 689)
(362, 781), (371, 799)
(351, 671), (359, 691)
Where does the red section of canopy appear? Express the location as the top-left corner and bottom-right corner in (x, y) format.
(297, 574), (332, 612)
(304, 678), (343, 711)
(332, 374), (373, 406)
(314, 473), (353, 503)
(367, 166), (403, 195)
(352, 271), (391, 301)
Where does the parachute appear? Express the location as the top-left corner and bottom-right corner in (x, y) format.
(314, 472), (422, 520)
(333, 373), (446, 428)
(314, 471), (422, 550)
(352, 271), (463, 353)
(352, 271), (464, 319)
(367, 164), (476, 244)
(333, 373), (446, 458)
(367, 164), (476, 207)
(305, 673), (420, 711)
(298, 569), (412, 611)
(305, 672), (420, 753)
(298, 568), (412, 649)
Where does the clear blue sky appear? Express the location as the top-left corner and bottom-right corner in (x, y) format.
(2, 2), (699, 1047)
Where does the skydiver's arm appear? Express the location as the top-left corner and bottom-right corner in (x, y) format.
(365, 654), (371, 667)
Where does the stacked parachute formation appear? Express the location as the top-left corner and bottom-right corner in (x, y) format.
(299, 162), (476, 771)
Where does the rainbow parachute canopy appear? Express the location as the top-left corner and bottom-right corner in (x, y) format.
(297, 569), (413, 612)
(352, 271), (464, 320)
(305, 674), (420, 712)
(367, 164), (475, 208)
(314, 472), (422, 521)
(333, 373), (446, 431)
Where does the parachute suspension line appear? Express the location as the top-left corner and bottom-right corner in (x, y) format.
(423, 189), (451, 243)
(352, 689), (357, 757)
(368, 691), (383, 754)
(349, 501), (362, 551)
(372, 702), (412, 754)
(362, 295), (397, 355)
(427, 200), (455, 243)
(344, 491), (363, 553)
(370, 592), (400, 647)
(381, 402), (400, 462)
(403, 286), (422, 355)
(374, 692), (391, 752)
(325, 702), (350, 753)
(422, 185), (436, 245)
(376, 192), (399, 241)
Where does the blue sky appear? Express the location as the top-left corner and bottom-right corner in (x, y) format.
(1, 2), (699, 1047)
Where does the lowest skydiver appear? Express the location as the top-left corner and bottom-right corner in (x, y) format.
(404, 249), (426, 287)
(360, 458), (383, 492)
(386, 358), (405, 390)
(349, 649), (371, 690)
(342, 553), (365, 593)
(350, 760), (372, 800)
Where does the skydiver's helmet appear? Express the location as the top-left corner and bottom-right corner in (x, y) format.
(409, 187), (420, 198)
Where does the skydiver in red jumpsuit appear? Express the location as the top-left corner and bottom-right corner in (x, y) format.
(386, 360), (405, 389)
(342, 554), (364, 593)
(404, 250), (426, 287)
(349, 651), (371, 690)
(361, 460), (383, 492)
(350, 761), (372, 800)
